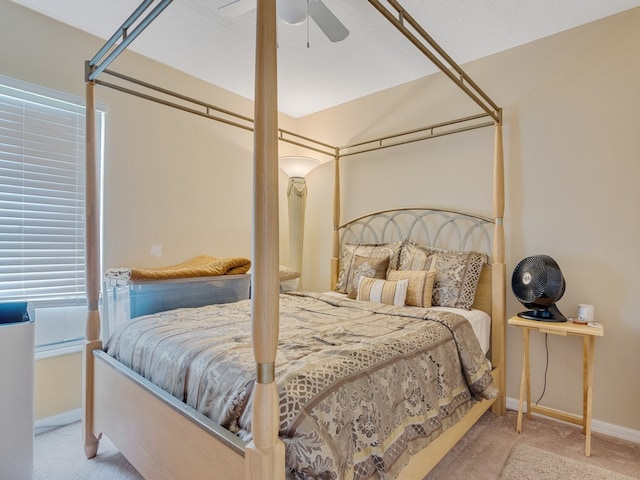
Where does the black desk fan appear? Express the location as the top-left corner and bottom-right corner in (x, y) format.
(511, 255), (567, 322)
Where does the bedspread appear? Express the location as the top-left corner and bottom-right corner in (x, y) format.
(105, 292), (497, 480)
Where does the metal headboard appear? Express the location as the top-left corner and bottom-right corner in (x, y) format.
(338, 208), (494, 259)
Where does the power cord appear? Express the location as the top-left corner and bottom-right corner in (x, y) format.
(535, 333), (549, 405)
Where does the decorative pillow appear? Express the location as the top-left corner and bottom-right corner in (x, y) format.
(357, 276), (409, 306)
(398, 242), (433, 271)
(335, 242), (402, 294)
(346, 255), (390, 299)
(430, 251), (487, 309)
(387, 269), (436, 308)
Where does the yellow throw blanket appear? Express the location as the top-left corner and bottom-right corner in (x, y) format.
(105, 255), (251, 281)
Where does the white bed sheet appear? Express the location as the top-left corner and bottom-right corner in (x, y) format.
(321, 292), (491, 355)
(428, 306), (491, 355)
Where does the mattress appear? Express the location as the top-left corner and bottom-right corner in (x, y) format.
(429, 306), (491, 354)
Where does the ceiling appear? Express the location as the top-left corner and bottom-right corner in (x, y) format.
(10, 0), (640, 117)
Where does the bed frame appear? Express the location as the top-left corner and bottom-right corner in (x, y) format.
(82, 1), (506, 479)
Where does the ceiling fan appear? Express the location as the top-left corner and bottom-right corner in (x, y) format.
(218, 0), (350, 43)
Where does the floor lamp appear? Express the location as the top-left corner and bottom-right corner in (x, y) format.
(279, 156), (320, 288)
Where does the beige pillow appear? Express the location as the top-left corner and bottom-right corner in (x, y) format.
(387, 269), (436, 308)
(398, 242), (434, 271)
(430, 251), (487, 309)
(398, 242), (487, 310)
(335, 242), (401, 294)
(357, 277), (408, 306)
(346, 255), (390, 299)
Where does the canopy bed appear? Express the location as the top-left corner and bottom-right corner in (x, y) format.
(82, 1), (506, 479)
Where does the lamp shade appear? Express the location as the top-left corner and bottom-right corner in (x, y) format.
(279, 156), (320, 178)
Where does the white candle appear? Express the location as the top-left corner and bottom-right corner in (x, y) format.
(577, 304), (595, 322)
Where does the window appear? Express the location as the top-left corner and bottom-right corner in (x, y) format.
(0, 74), (105, 350)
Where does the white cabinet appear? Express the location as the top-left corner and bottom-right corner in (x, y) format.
(0, 304), (34, 480)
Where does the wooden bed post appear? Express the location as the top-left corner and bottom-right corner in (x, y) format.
(330, 149), (341, 290)
(491, 114), (507, 415)
(83, 78), (103, 457)
(246, 1), (285, 479)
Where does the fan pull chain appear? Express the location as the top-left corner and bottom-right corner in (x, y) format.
(306, 0), (310, 48)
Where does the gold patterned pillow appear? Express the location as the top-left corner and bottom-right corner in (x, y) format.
(335, 242), (402, 294)
(346, 255), (390, 299)
(430, 251), (487, 309)
(387, 269), (436, 308)
(357, 277), (409, 306)
(398, 242), (433, 270)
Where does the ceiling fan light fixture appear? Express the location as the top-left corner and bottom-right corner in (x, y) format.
(278, 0), (308, 25)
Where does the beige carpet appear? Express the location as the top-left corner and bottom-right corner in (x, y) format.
(425, 410), (640, 480)
(500, 444), (637, 480)
(34, 423), (142, 480)
(34, 410), (640, 479)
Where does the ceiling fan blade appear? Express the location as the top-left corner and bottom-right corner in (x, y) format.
(308, 0), (349, 42)
(218, 0), (257, 17)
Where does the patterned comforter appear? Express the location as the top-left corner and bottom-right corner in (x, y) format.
(105, 292), (497, 480)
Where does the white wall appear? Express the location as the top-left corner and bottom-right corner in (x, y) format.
(1, 0), (300, 272)
(299, 8), (640, 432)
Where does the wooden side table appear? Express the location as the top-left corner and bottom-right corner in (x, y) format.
(508, 315), (604, 456)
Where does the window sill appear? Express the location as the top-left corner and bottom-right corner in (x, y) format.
(35, 340), (84, 360)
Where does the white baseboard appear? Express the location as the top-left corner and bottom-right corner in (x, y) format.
(34, 408), (82, 434)
(505, 396), (640, 444)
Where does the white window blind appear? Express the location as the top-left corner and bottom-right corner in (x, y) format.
(0, 74), (105, 307)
